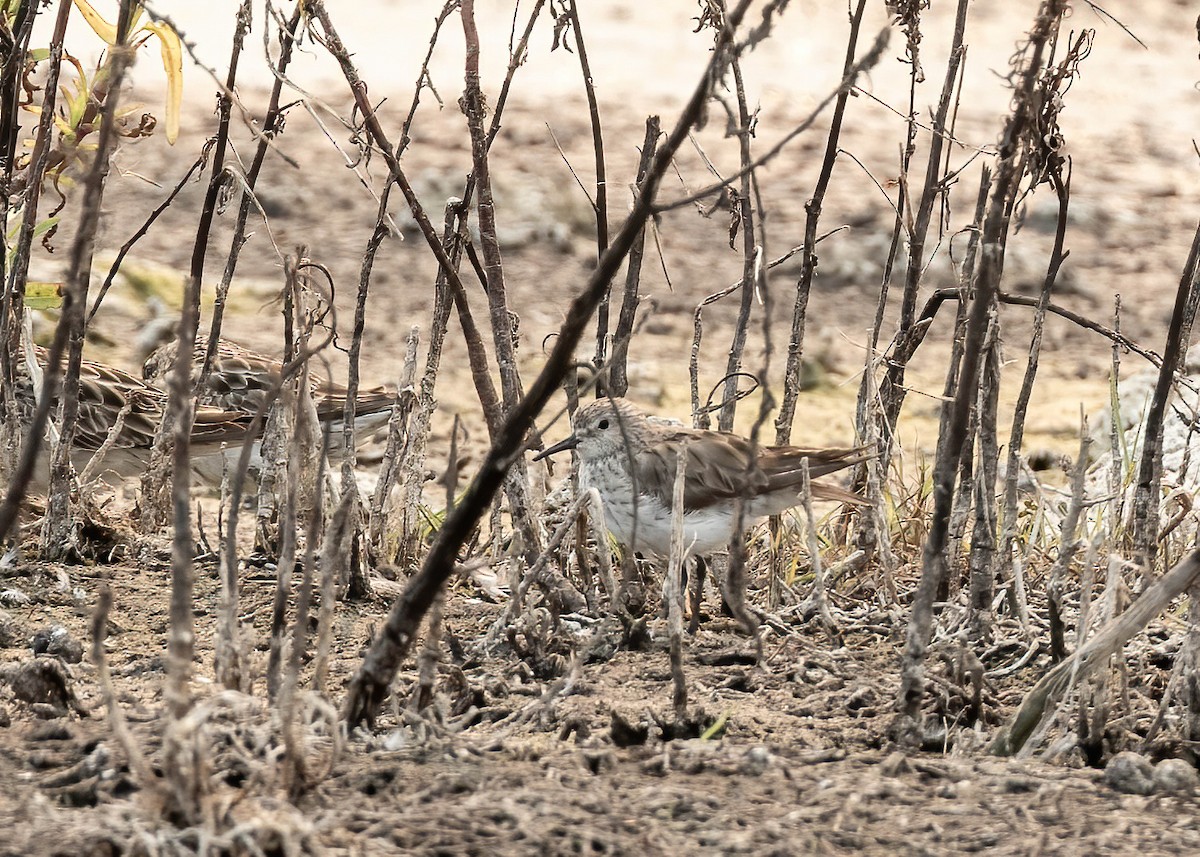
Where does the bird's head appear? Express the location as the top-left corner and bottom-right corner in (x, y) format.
(534, 397), (645, 462)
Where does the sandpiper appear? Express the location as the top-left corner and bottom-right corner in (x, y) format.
(11, 346), (254, 490)
(535, 397), (870, 558)
(142, 336), (397, 438)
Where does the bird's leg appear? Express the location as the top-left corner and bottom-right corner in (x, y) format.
(687, 555), (707, 635)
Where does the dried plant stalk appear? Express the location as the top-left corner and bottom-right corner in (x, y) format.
(161, 14), (257, 822)
(460, 0), (543, 563)
(665, 443), (688, 715)
(797, 459), (843, 645)
(77, 400), (131, 493)
(280, 433), (330, 797)
(1107, 297), (1125, 536)
(855, 133), (984, 568)
(414, 590), (444, 711)
(266, 374), (301, 701)
(995, 169), (1071, 622)
(503, 488), (588, 621)
(42, 3), (138, 560)
(369, 325), (421, 561)
(854, 350), (897, 597)
(307, 1), (503, 434)
(608, 117), (661, 398)
(397, 204), (461, 566)
(315, 489), (353, 694)
(203, 1), (302, 369)
(215, 257), (332, 691)
(873, 0), (971, 464)
(558, 0), (611, 378)
(585, 488), (620, 612)
(775, 0), (868, 444)
(945, 392), (977, 577)
(1047, 420), (1092, 662)
(0, 0), (72, 530)
(1130, 221), (1200, 573)
(965, 312), (1001, 627)
(141, 0), (251, 535)
(716, 51), (761, 433)
(895, 0), (1069, 738)
(462, 0), (525, 411)
(92, 584), (154, 789)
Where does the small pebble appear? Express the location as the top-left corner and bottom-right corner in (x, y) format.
(1153, 758), (1199, 795)
(1104, 751), (1155, 795)
(31, 626), (83, 664)
(739, 746), (772, 776)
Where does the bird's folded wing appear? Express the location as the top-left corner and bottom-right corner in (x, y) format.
(637, 434), (873, 510)
(190, 408), (256, 445)
(74, 363), (167, 449)
(201, 354), (279, 413)
(636, 432), (767, 511)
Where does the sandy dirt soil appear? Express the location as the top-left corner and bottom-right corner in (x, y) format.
(5, 0), (1200, 853)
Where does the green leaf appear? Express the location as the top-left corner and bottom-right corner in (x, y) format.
(24, 282), (64, 310)
(700, 711), (729, 741)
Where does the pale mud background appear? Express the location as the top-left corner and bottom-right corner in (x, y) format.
(5, 1), (1200, 854)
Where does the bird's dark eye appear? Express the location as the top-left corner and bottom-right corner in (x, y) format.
(598, 419), (609, 430)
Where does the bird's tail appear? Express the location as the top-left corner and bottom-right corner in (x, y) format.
(811, 480), (871, 507)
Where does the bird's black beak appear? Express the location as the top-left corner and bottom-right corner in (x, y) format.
(533, 434), (579, 461)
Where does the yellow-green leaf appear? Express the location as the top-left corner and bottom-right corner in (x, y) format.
(700, 711), (729, 741)
(144, 21), (182, 144)
(24, 282), (64, 310)
(71, 0), (118, 44)
(33, 217), (60, 240)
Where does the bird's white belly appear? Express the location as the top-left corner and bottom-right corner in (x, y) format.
(581, 461), (741, 557)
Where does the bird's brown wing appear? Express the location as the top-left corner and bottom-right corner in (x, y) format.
(19, 348), (254, 452)
(637, 431), (872, 511)
(189, 407), (256, 446)
(635, 431), (768, 511)
(74, 360), (167, 449)
(78, 359), (254, 450)
(197, 343), (283, 413)
(163, 336), (398, 421)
